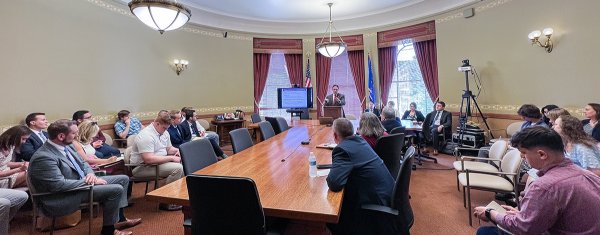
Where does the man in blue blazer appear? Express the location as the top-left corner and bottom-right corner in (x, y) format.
(28, 120), (140, 235)
(326, 118), (395, 234)
(18, 112), (49, 161)
(167, 110), (187, 148)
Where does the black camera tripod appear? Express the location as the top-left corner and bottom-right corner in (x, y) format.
(457, 60), (493, 146)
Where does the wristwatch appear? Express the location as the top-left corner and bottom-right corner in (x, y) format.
(485, 208), (496, 225)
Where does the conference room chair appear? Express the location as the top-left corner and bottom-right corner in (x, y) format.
(27, 175), (98, 235)
(185, 175), (274, 234)
(251, 113), (262, 123)
(361, 147), (416, 234)
(453, 139), (509, 191)
(229, 128), (254, 154)
(179, 139), (219, 176)
(390, 126), (406, 134)
(488, 121), (525, 143)
(258, 121), (276, 141)
(264, 117), (281, 134)
(275, 117), (290, 133)
(374, 133), (405, 178)
(123, 144), (164, 195)
(197, 119), (211, 131)
(458, 149), (522, 226)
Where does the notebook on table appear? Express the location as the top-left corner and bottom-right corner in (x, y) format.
(316, 143), (337, 149)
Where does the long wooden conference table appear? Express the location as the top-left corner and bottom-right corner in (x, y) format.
(146, 119), (346, 232)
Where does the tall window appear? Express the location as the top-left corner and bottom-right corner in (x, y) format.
(259, 53), (290, 117)
(329, 51), (361, 119)
(388, 40), (434, 116)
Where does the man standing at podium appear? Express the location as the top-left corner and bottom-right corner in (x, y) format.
(324, 85), (346, 107)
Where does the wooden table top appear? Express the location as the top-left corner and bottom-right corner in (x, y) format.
(146, 120), (344, 223)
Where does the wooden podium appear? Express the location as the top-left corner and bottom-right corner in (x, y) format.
(323, 106), (343, 119)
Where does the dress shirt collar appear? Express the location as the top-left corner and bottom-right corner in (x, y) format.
(29, 128), (43, 136)
(536, 158), (573, 177)
(47, 140), (68, 157)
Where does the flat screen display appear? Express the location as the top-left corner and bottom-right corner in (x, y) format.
(277, 88), (313, 109)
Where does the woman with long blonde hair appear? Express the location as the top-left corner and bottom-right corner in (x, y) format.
(72, 120), (117, 167)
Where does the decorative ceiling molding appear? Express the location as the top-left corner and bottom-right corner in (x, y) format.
(436, 0), (513, 24)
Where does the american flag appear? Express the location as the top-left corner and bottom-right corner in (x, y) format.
(304, 58), (312, 87)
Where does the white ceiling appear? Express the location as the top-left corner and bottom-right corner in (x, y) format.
(118, 0), (479, 35)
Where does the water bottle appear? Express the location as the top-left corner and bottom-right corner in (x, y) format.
(309, 152), (317, 177)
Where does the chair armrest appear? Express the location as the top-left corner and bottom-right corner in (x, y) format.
(456, 146), (487, 152)
(97, 160), (123, 169)
(32, 185), (93, 197)
(461, 156), (501, 162)
(361, 204), (399, 216)
(466, 169), (517, 176)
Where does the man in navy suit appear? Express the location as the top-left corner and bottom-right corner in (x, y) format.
(18, 112), (49, 161)
(178, 109), (227, 159)
(167, 110), (186, 148)
(326, 118), (395, 234)
(422, 101), (452, 155)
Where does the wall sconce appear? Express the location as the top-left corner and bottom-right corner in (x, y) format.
(173, 59), (189, 75)
(528, 28), (554, 53)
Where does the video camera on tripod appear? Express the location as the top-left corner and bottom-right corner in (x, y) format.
(458, 59), (472, 72)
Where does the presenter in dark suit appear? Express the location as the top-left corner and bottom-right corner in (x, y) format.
(326, 118), (395, 234)
(28, 120), (140, 235)
(423, 101), (452, 155)
(18, 112), (49, 162)
(324, 85), (346, 118)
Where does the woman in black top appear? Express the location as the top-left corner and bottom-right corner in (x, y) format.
(401, 102), (425, 122)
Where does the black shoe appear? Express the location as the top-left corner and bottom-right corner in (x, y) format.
(159, 203), (182, 211)
(495, 192), (514, 201)
(505, 198), (518, 207)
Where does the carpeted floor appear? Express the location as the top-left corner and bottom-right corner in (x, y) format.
(10, 152), (499, 235)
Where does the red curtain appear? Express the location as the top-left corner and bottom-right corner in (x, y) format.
(253, 53), (271, 113)
(378, 46), (397, 105)
(347, 50), (366, 110)
(316, 54), (332, 117)
(284, 54), (303, 87)
(414, 40), (439, 103)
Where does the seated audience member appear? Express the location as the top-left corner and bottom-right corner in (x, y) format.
(357, 112), (388, 149)
(401, 102), (425, 122)
(72, 120), (118, 168)
(553, 115), (600, 170)
(381, 107), (402, 133)
(17, 112), (48, 162)
(473, 126), (600, 235)
(73, 110), (121, 159)
(114, 110), (143, 139)
(0, 188), (28, 234)
(28, 120), (141, 235)
(582, 103), (600, 142)
(385, 100), (400, 121)
(326, 118), (395, 234)
(517, 104), (548, 129)
(167, 110), (186, 148)
(130, 111), (183, 211)
(179, 108), (228, 159)
(181, 107), (221, 143)
(423, 101), (452, 155)
(364, 101), (381, 118)
(545, 108), (571, 127)
(0, 126), (32, 188)
(541, 104), (559, 126)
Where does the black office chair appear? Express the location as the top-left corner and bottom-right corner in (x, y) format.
(362, 147), (416, 235)
(251, 113), (262, 123)
(258, 121), (276, 141)
(390, 126), (406, 134)
(229, 128), (254, 154)
(186, 175), (267, 234)
(179, 139), (219, 176)
(265, 117), (281, 134)
(275, 117), (290, 133)
(375, 133), (405, 178)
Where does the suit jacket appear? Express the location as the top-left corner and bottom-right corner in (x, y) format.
(364, 108), (381, 118)
(381, 119), (403, 133)
(179, 120), (200, 142)
(168, 125), (188, 148)
(28, 142), (94, 217)
(324, 93), (346, 106)
(17, 131), (48, 161)
(327, 136), (394, 234)
(423, 110), (452, 139)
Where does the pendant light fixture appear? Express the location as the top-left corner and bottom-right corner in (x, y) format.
(316, 3), (347, 58)
(128, 0), (191, 34)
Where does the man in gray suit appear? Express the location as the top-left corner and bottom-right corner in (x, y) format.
(28, 120), (140, 235)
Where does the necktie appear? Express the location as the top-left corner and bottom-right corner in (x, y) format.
(64, 147), (86, 179)
(433, 111), (441, 125)
(39, 132), (46, 142)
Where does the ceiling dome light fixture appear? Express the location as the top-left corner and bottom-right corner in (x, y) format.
(316, 3), (347, 58)
(128, 0), (191, 34)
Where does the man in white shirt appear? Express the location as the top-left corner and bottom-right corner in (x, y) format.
(130, 111), (183, 211)
(18, 112), (49, 161)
